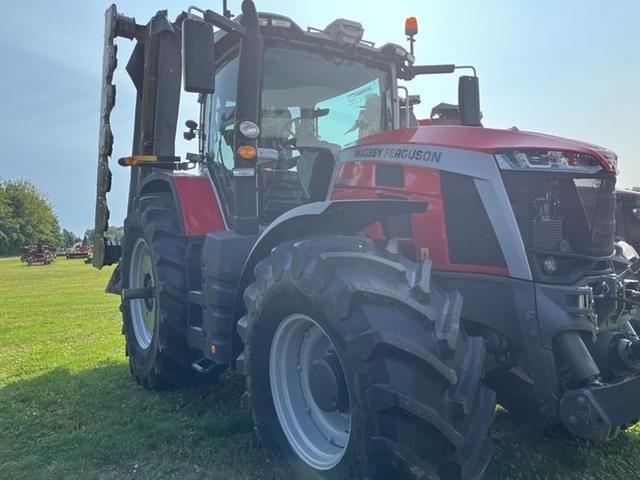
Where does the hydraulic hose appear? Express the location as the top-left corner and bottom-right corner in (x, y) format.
(618, 257), (640, 281)
(555, 331), (601, 383)
(628, 339), (640, 363)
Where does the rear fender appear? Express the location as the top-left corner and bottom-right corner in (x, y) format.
(106, 173), (225, 294)
(136, 173), (227, 236)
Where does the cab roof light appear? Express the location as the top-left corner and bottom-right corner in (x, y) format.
(324, 18), (364, 45)
(405, 16), (418, 37)
(271, 18), (292, 28)
(404, 16), (418, 56)
(394, 46), (408, 58)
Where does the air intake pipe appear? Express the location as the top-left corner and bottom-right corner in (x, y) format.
(233, 0), (263, 235)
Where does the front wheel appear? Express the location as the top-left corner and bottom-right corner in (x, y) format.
(270, 312), (352, 471)
(239, 235), (496, 480)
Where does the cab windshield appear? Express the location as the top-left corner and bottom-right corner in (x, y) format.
(258, 46), (392, 222)
(260, 46), (392, 153)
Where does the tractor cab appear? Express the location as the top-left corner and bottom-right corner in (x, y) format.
(204, 13), (402, 223)
(193, 10), (483, 228)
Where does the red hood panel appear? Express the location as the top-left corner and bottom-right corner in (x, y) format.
(357, 126), (615, 170)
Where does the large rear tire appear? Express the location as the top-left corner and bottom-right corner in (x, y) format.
(239, 235), (496, 480)
(121, 191), (224, 390)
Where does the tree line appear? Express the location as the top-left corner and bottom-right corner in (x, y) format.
(0, 178), (123, 256)
(0, 179), (62, 255)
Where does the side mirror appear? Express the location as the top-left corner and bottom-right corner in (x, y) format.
(182, 16), (215, 93)
(458, 75), (482, 126)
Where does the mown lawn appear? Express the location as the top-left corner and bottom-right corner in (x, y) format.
(0, 256), (639, 479)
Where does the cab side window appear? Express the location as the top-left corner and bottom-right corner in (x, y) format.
(206, 55), (240, 215)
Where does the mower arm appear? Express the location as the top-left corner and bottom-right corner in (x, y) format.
(93, 5), (137, 269)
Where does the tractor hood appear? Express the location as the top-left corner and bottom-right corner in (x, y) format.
(356, 126), (617, 173)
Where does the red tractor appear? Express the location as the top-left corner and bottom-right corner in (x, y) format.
(66, 241), (92, 260)
(616, 189), (640, 253)
(94, 2), (640, 479)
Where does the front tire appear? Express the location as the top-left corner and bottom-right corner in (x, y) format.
(239, 235), (496, 480)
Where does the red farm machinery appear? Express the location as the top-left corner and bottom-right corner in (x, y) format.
(93, 2), (640, 478)
(20, 245), (55, 265)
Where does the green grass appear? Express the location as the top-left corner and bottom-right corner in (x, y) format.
(0, 257), (639, 479)
(0, 258), (263, 480)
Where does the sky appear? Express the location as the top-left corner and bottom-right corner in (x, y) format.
(0, 1), (638, 235)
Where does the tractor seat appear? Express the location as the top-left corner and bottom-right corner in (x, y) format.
(260, 146), (336, 223)
(299, 146), (335, 201)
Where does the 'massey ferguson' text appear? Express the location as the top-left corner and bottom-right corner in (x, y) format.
(353, 147), (442, 163)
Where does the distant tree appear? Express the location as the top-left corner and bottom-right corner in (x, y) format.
(0, 179), (62, 255)
(62, 229), (80, 248)
(84, 226), (124, 245)
(632, 186), (640, 193)
(0, 188), (16, 251)
(84, 229), (95, 245)
(106, 226), (124, 242)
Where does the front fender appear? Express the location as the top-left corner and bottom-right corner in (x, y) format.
(235, 199), (427, 316)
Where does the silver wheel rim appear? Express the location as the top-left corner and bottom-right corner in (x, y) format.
(269, 313), (351, 470)
(129, 238), (156, 350)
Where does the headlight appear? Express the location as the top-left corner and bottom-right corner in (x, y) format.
(542, 256), (559, 275)
(238, 121), (261, 139)
(495, 150), (602, 174)
(597, 148), (618, 172)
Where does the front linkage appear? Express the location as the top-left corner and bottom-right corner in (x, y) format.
(540, 266), (640, 441)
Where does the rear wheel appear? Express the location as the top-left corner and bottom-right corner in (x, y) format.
(128, 238), (156, 350)
(239, 235), (496, 480)
(121, 191), (224, 389)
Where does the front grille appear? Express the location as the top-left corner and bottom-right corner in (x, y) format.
(532, 217), (563, 250)
(503, 171), (616, 259)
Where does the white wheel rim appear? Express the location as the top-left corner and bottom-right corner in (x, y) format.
(129, 238), (156, 349)
(269, 313), (351, 470)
